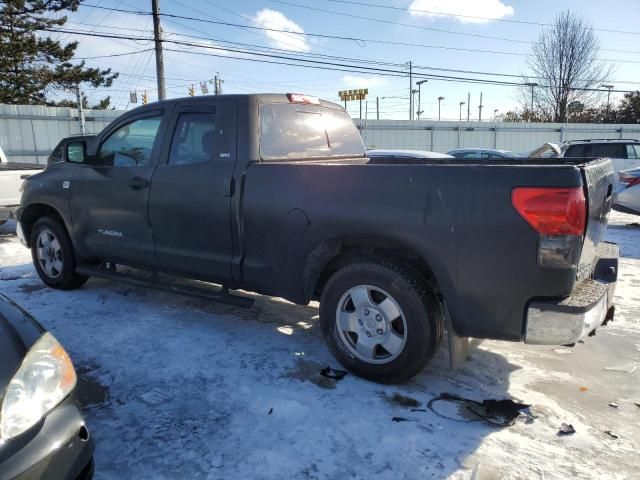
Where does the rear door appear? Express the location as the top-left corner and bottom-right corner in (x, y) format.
(624, 144), (640, 171)
(594, 143), (627, 173)
(148, 100), (237, 281)
(70, 110), (168, 266)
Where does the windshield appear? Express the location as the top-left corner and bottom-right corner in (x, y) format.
(259, 103), (365, 160)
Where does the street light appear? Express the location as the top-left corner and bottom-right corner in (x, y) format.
(416, 80), (428, 120)
(438, 96), (445, 121)
(411, 89), (419, 120)
(459, 101), (465, 122)
(601, 84), (614, 113)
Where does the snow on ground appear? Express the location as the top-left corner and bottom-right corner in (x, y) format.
(1, 212), (639, 480)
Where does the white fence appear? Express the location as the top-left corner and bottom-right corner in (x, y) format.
(2, 103), (640, 164)
(0, 104), (122, 164)
(356, 119), (640, 154)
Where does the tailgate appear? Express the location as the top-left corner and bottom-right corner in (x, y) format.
(577, 158), (616, 280)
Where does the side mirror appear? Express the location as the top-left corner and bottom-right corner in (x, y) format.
(66, 141), (87, 163)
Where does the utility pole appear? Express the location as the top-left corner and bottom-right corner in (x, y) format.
(408, 61), (413, 120)
(437, 96), (444, 121)
(478, 92), (483, 122)
(75, 85), (85, 134)
(359, 96), (362, 119)
(602, 84), (614, 113)
(493, 109), (499, 120)
(75, 85), (86, 134)
(524, 82), (538, 121)
(459, 101), (465, 122)
(213, 74), (224, 95)
(467, 92), (470, 122)
(376, 96), (379, 120)
(151, 0), (166, 100)
(416, 80), (427, 120)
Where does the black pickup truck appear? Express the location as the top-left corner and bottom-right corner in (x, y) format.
(16, 94), (618, 383)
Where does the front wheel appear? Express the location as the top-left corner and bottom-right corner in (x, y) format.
(320, 260), (444, 384)
(30, 216), (88, 290)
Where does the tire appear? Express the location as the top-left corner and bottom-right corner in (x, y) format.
(30, 216), (88, 290)
(320, 259), (444, 384)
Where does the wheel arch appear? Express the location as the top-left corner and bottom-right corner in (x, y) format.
(303, 234), (445, 305)
(19, 203), (66, 248)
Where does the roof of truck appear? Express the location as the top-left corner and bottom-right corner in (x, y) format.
(126, 94), (344, 114)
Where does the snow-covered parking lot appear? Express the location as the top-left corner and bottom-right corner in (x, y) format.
(1, 212), (639, 480)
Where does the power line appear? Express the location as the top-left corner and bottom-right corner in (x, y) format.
(269, 0), (640, 56)
(69, 21), (640, 86)
(322, 0), (640, 37)
(77, 3), (640, 60)
(48, 27), (640, 94)
(73, 48), (154, 60)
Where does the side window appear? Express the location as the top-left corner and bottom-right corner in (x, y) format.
(168, 112), (217, 165)
(564, 145), (584, 157)
(97, 116), (161, 167)
(596, 143), (625, 158)
(463, 152), (479, 159)
(626, 144), (638, 159)
(635, 145), (640, 158)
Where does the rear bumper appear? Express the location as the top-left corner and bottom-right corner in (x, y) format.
(524, 242), (618, 345)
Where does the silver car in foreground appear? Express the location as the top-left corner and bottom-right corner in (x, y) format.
(614, 167), (640, 216)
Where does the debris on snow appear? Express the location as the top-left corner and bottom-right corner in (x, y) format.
(384, 392), (421, 408)
(604, 430), (619, 439)
(558, 423), (576, 436)
(319, 366), (347, 380)
(479, 399), (532, 427)
(391, 417), (410, 422)
(427, 394), (532, 427)
(608, 402), (619, 408)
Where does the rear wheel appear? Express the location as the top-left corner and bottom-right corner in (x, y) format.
(31, 216), (88, 290)
(320, 260), (444, 384)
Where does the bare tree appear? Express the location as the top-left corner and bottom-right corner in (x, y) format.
(522, 11), (612, 122)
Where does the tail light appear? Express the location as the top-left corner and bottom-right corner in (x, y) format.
(619, 173), (640, 189)
(287, 93), (320, 104)
(512, 187), (586, 236)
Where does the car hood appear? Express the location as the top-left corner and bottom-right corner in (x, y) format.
(0, 295), (44, 397)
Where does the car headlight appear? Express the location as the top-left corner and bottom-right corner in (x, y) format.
(0, 333), (77, 440)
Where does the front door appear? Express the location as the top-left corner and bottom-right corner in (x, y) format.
(148, 101), (237, 282)
(70, 111), (167, 267)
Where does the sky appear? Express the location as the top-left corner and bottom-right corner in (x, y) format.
(54, 0), (640, 120)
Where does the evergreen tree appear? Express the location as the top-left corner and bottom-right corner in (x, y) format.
(0, 0), (117, 104)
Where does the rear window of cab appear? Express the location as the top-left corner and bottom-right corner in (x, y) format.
(259, 103), (365, 161)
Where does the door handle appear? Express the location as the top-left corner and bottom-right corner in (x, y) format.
(128, 177), (149, 190)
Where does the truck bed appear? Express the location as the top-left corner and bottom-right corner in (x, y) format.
(239, 156), (614, 341)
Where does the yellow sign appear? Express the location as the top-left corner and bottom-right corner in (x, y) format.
(339, 88), (368, 101)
